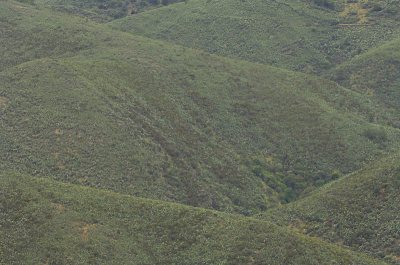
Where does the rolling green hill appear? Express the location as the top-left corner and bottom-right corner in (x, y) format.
(2, 0), (400, 215)
(0, 170), (388, 264)
(258, 152), (400, 264)
(24, 0), (184, 22)
(329, 37), (400, 112)
(2, 0), (400, 263)
(108, 0), (400, 74)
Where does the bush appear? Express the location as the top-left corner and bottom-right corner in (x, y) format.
(313, 0), (334, 9)
(385, 6), (399, 14)
(363, 128), (388, 142)
(371, 3), (382, 12)
(16, 0), (35, 4)
(315, 179), (325, 187)
(283, 188), (294, 202)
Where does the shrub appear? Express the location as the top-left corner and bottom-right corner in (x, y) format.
(315, 179), (325, 187)
(283, 188), (294, 202)
(313, 0), (334, 9)
(371, 3), (382, 12)
(385, 6), (399, 14)
(363, 128), (388, 142)
(331, 170), (340, 180)
(16, 0), (35, 4)
(149, 0), (160, 5)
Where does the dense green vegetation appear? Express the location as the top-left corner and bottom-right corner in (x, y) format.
(2, 0), (400, 263)
(0, 171), (388, 264)
(258, 153), (400, 264)
(108, 0), (400, 74)
(329, 37), (400, 112)
(4, 0), (400, 216)
(30, 0), (185, 22)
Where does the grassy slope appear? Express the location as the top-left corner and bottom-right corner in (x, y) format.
(328, 37), (400, 112)
(2, 0), (400, 214)
(108, 0), (400, 74)
(31, 0), (184, 22)
(0, 170), (388, 265)
(258, 153), (400, 264)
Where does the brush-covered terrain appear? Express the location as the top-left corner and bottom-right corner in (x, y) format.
(0, 171), (388, 264)
(22, 0), (184, 22)
(1, 0), (400, 263)
(3, 0), (400, 214)
(258, 152), (400, 264)
(109, 0), (400, 73)
(329, 37), (400, 111)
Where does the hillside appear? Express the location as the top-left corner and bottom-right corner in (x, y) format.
(108, 0), (400, 74)
(3, 1), (400, 214)
(2, 0), (400, 263)
(0, 170), (388, 264)
(22, 0), (185, 22)
(258, 152), (400, 264)
(328, 37), (400, 112)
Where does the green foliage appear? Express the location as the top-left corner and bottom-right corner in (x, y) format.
(0, 171), (388, 265)
(259, 153), (400, 264)
(283, 188), (295, 202)
(32, 0), (185, 22)
(328, 37), (400, 115)
(363, 127), (388, 143)
(313, 0), (334, 10)
(15, 0), (35, 4)
(315, 179), (325, 187)
(366, 2), (383, 12)
(109, 0), (400, 75)
(3, 0), (400, 217)
(2, 0), (400, 263)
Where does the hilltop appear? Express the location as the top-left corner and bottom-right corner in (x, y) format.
(108, 0), (400, 74)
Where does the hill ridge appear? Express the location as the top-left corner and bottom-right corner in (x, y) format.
(258, 152), (400, 263)
(0, 170), (389, 264)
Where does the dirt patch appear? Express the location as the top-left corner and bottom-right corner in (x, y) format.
(288, 219), (307, 233)
(11, 4), (28, 9)
(58, 161), (66, 169)
(0, 97), (8, 108)
(73, 222), (97, 241)
(386, 254), (400, 261)
(129, 57), (164, 70)
(50, 202), (64, 212)
(339, 0), (371, 25)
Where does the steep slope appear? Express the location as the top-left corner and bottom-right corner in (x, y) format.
(2, 0), (400, 214)
(0, 170), (388, 264)
(108, 0), (400, 74)
(258, 152), (400, 264)
(329, 37), (400, 113)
